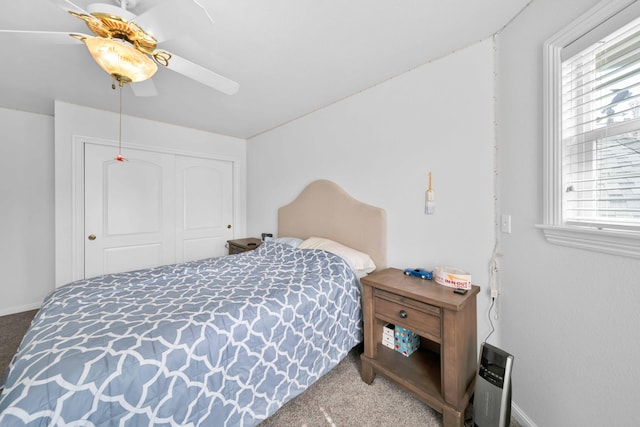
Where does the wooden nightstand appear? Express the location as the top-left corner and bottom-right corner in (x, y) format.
(360, 268), (479, 427)
(227, 238), (262, 255)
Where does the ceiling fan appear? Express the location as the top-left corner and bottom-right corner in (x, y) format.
(3, 0), (239, 96)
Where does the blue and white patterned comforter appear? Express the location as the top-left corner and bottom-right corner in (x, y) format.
(0, 241), (363, 426)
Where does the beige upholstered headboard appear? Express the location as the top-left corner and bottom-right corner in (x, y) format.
(278, 180), (387, 270)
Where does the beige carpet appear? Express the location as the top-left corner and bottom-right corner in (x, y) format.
(0, 309), (38, 385)
(259, 348), (445, 427)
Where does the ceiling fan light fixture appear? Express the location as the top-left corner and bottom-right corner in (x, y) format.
(83, 36), (157, 83)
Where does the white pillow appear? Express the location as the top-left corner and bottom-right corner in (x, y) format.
(274, 236), (304, 248)
(298, 237), (376, 277)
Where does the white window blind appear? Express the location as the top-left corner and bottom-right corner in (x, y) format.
(561, 15), (640, 231)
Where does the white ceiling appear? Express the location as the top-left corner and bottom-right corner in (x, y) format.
(0, 0), (530, 139)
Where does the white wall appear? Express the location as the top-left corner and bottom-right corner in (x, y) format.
(497, 0), (640, 425)
(248, 39), (498, 342)
(0, 108), (55, 316)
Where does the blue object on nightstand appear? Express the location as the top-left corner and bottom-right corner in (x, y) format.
(403, 268), (433, 280)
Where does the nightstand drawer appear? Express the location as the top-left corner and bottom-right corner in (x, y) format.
(374, 290), (441, 341)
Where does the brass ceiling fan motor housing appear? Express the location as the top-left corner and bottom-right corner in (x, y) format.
(69, 10), (171, 66)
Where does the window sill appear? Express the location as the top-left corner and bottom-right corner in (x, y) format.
(536, 224), (640, 259)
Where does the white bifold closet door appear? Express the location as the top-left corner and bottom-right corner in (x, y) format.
(175, 154), (233, 263)
(84, 143), (233, 279)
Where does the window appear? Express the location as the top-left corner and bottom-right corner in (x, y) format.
(541, 0), (640, 258)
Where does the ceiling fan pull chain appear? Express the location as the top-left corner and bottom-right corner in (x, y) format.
(116, 81), (126, 162)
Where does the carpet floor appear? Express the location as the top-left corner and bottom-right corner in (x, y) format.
(0, 309), (38, 384)
(259, 348), (446, 427)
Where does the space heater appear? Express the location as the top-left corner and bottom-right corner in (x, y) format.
(473, 342), (514, 427)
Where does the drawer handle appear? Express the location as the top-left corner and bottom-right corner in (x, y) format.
(399, 310), (408, 319)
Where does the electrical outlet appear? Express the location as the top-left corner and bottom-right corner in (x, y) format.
(491, 288), (498, 298)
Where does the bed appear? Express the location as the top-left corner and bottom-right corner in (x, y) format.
(0, 180), (386, 426)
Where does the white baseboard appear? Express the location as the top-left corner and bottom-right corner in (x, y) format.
(0, 302), (41, 317)
(512, 402), (537, 427)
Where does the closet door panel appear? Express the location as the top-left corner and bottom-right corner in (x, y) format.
(84, 144), (175, 278)
(176, 156), (234, 263)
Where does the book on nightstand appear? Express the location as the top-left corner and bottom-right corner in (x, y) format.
(382, 323), (395, 349)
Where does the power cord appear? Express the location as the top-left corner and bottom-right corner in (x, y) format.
(483, 297), (496, 344)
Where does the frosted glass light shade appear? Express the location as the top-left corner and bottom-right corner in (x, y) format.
(83, 36), (157, 83)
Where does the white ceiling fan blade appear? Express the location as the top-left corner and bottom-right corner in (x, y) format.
(0, 29), (81, 44)
(130, 79), (158, 97)
(165, 54), (239, 95)
(49, 0), (90, 15)
(132, 0), (212, 43)
(86, 3), (136, 21)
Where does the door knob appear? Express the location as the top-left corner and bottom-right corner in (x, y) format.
(227, 224), (232, 229)
(88, 234), (96, 241)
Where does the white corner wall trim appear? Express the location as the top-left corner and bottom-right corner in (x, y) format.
(512, 402), (538, 427)
(0, 302), (41, 317)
